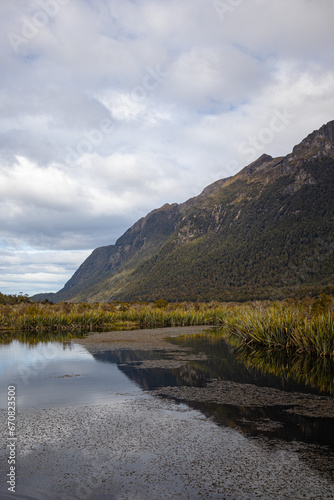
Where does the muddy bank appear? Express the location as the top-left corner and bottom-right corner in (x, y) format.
(151, 380), (334, 419)
(75, 325), (212, 352)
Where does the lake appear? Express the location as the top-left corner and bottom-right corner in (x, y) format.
(0, 327), (333, 499)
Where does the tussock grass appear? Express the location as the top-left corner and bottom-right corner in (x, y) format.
(1, 295), (333, 357)
(224, 301), (334, 358)
(0, 302), (119, 333)
(0, 300), (226, 334)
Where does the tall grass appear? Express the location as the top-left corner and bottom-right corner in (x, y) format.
(1, 297), (334, 357)
(0, 303), (119, 333)
(225, 303), (334, 358)
(0, 300), (226, 334)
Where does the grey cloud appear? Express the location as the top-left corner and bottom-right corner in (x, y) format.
(0, 0), (334, 294)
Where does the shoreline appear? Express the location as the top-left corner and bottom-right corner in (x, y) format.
(74, 324), (213, 351)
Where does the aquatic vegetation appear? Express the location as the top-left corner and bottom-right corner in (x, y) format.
(0, 300), (225, 335)
(0, 302), (120, 334)
(171, 330), (334, 394)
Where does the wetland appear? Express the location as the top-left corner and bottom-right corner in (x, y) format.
(0, 325), (334, 499)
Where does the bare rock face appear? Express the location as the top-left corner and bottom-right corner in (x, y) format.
(240, 154), (275, 176)
(291, 120), (334, 160)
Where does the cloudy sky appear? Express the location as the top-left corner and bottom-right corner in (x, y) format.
(1, 0), (334, 296)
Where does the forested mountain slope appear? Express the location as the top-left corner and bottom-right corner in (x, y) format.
(33, 120), (334, 302)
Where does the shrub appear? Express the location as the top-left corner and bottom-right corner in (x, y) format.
(154, 299), (169, 309)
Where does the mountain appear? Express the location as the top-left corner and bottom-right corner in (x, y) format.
(33, 120), (334, 303)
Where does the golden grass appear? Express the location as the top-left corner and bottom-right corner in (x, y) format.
(0, 296), (333, 357)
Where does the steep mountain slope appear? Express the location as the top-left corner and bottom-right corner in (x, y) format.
(33, 177), (230, 302)
(34, 120), (334, 303)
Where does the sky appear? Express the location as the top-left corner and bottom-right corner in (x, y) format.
(1, 0), (334, 296)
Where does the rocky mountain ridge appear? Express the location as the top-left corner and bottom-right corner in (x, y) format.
(33, 120), (334, 303)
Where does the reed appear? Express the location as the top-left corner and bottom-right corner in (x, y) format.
(0, 301), (227, 333)
(224, 304), (334, 357)
(1, 298), (333, 357)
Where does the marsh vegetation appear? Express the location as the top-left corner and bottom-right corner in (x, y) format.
(0, 293), (333, 358)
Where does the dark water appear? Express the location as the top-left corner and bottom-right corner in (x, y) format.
(105, 335), (334, 395)
(91, 333), (334, 449)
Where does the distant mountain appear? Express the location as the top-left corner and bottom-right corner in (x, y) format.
(33, 120), (334, 303)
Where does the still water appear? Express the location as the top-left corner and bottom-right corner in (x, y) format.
(0, 340), (143, 409)
(1, 329), (334, 499)
(1, 329), (333, 449)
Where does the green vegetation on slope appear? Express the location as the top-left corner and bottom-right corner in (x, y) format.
(94, 158), (334, 302)
(32, 121), (334, 304)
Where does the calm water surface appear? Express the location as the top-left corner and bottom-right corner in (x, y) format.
(1, 330), (333, 447)
(1, 329), (334, 500)
(0, 340), (142, 409)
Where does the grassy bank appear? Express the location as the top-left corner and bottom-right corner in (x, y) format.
(225, 305), (334, 357)
(0, 295), (333, 357)
(0, 300), (225, 333)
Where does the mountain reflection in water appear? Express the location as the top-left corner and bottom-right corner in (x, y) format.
(169, 331), (334, 395)
(91, 331), (334, 451)
(2, 328), (334, 452)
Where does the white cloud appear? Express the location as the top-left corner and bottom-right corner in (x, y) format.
(0, 249), (92, 295)
(0, 0), (333, 294)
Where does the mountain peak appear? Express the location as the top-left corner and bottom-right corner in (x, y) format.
(239, 154), (274, 177)
(291, 119), (334, 160)
(33, 119), (334, 303)
(237, 120), (334, 182)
